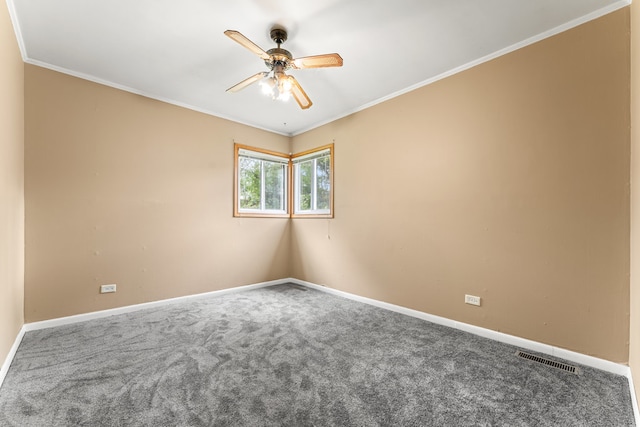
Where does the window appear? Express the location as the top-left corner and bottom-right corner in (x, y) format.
(233, 143), (333, 218)
(292, 145), (333, 218)
(234, 145), (289, 217)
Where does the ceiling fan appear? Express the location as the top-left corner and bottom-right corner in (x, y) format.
(224, 27), (343, 109)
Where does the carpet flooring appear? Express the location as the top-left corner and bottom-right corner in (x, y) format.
(0, 283), (635, 426)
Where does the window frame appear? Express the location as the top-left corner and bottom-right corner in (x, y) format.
(291, 144), (334, 219)
(233, 144), (290, 218)
(233, 142), (334, 219)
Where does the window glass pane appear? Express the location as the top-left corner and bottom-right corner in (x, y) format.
(316, 155), (330, 210)
(298, 160), (313, 211)
(239, 157), (261, 209)
(264, 162), (285, 210)
(235, 143), (331, 218)
(234, 144), (290, 217)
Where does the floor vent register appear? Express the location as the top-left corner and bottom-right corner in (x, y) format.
(515, 350), (579, 375)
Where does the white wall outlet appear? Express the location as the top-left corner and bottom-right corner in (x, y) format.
(465, 294), (481, 306)
(100, 284), (117, 294)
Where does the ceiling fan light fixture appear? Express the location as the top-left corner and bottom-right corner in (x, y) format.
(276, 73), (293, 102)
(259, 75), (276, 96)
(277, 81), (292, 101)
(258, 69), (294, 102)
(281, 75), (293, 92)
(225, 27), (342, 109)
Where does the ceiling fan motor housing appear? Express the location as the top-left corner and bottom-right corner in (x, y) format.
(265, 48), (293, 70)
(266, 28), (292, 70)
(270, 28), (288, 45)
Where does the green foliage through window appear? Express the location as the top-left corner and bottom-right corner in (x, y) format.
(234, 143), (333, 218)
(236, 146), (288, 216)
(293, 147), (332, 216)
(239, 157), (261, 209)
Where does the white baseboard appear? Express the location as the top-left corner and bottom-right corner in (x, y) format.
(24, 279), (287, 332)
(0, 326), (25, 391)
(287, 277), (640, 426)
(0, 279), (290, 391)
(628, 368), (640, 426)
(288, 278), (628, 375)
(2, 276), (638, 426)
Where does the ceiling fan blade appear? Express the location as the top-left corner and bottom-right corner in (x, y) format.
(224, 30), (271, 61)
(226, 72), (268, 93)
(288, 76), (312, 109)
(292, 53), (343, 69)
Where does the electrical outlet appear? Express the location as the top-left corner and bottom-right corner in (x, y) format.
(100, 284), (117, 294)
(465, 294), (481, 306)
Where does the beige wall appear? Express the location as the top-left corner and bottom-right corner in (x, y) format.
(0, 3), (25, 362)
(21, 7), (632, 366)
(24, 65), (290, 321)
(631, 0), (640, 406)
(291, 9), (630, 363)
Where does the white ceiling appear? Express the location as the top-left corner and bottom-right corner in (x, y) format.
(7, 0), (629, 136)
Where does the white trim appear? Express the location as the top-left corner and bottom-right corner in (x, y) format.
(290, 0), (631, 137)
(0, 326), (26, 391)
(13, 2), (628, 138)
(291, 148), (331, 164)
(24, 279), (288, 332)
(238, 148), (289, 164)
(23, 59), (293, 137)
(4, 0), (27, 61)
(628, 368), (640, 426)
(3, 276), (638, 424)
(287, 278), (631, 376)
(0, 279), (288, 390)
(290, 277), (640, 423)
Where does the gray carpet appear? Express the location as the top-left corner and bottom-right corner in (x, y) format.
(0, 283), (634, 426)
